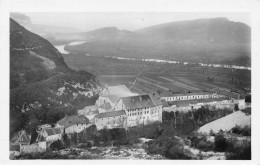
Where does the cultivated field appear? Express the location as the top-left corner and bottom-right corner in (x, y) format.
(62, 53), (250, 94)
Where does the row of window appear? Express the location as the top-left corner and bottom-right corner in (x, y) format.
(99, 115), (124, 121)
(129, 116), (147, 121)
(99, 121), (119, 126)
(128, 110), (150, 116)
(163, 95), (211, 101)
(127, 107), (149, 112)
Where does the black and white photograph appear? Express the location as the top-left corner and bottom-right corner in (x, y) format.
(1, 0), (260, 163)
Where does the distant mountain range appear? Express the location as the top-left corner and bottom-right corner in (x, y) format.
(136, 17), (250, 44)
(60, 18), (250, 66)
(11, 14), (251, 66)
(10, 19), (99, 136)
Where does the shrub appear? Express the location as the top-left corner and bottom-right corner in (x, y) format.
(50, 140), (65, 151)
(78, 142), (92, 149)
(189, 133), (214, 152)
(214, 131), (228, 152)
(196, 140), (214, 152)
(231, 125), (251, 136)
(145, 137), (191, 159)
(226, 140), (251, 160)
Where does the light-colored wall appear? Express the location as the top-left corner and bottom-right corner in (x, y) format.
(46, 134), (61, 142)
(95, 115), (127, 130)
(20, 143), (46, 154)
(163, 99), (244, 113)
(65, 124), (88, 134)
(125, 105), (162, 127)
(160, 94), (220, 102)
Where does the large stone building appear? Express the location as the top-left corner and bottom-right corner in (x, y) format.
(114, 94), (163, 127)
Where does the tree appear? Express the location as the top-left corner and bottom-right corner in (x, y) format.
(214, 130), (228, 152)
(62, 131), (70, 148)
(50, 140), (64, 151)
(72, 132), (78, 146)
(234, 104), (239, 111)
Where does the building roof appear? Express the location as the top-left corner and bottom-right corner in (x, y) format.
(103, 85), (132, 95)
(212, 88), (241, 99)
(95, 110), (126, 119)
(161, 91), (214, 97)
(17, 130), (30, 144)
(37, 124), (52, 130)
(57, 115), (89, 128)
(38, 135), (46, 142)
(86, 110), (99, 115)
(121, 94), (161, 110)
(78, 105), (98, 113)
(99, 102), (112, 110)
(168, 97), (230, 107)
(44, 128), (56, 136)
(106, 95), (121, 103)
(103, 85), (138, 98)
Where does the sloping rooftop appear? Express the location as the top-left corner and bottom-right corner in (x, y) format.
(44, 128), (56, 136)
(168, 97), (230, 106)
(161, 91), (214, 97)
(99, 102), (112, 110)
(122, 94), (161, 110)
(106, 95), (121, 103)
(95, 110), (126, 119)
(78, 105), (98, 113)
(57, 115), (89, 128)
(212, 88), (241, 99)
(38, 135), (46, 142)
(103, 85), (138, 98)
(18, 130), (30, 144)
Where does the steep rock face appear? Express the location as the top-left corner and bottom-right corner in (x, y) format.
(10, 19), (99, 135)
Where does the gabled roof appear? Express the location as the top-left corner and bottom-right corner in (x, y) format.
(37, 134), (46, 142)
(99, 102), (112, 110)
(78, 105), (98, 113)
(17, 130), (30, 144)
(44, 128), (56, 136)
(106, 95), (121, 103)
(57, 115), (89, 128)
(103, 85), (132, 95)
(121, 94), (161, 110)
(95, 110), (126, 119)
(53, 127), (62, 134)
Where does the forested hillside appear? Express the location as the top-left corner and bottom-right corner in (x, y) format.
(10, 19), (100, 137)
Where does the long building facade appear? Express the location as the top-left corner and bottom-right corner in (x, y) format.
(114, 94), (163, 127)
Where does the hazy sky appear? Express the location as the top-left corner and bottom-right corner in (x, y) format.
(24, 12), (250, 32)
